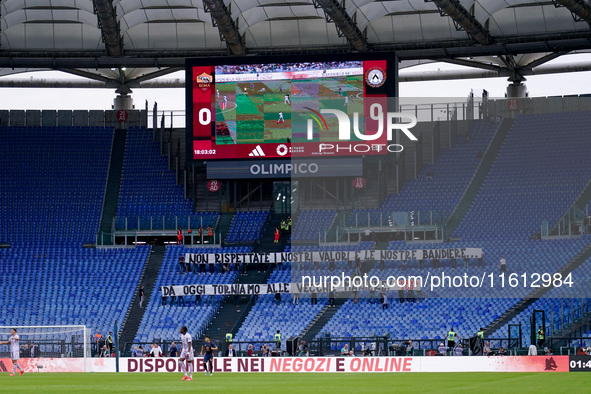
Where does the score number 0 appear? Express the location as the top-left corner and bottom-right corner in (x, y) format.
(198, 108), (211, 125)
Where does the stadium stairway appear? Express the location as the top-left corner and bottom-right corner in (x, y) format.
(119, 245), (166, 350)
(202, 264), (274, 344)
(217, 212), (234, 244)
(300, 298), (347, 343)
(256, 212), (289, 252)
(98, 128), (127, 244)
(445, 118), (514, 238)
(547, 178), (591, 236)
(484, 242), (591, 337)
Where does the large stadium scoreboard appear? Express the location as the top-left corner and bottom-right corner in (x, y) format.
(186, 54), (397, 162)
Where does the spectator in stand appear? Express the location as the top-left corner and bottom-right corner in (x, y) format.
(438, 343), (447, 356)
(137, 345), (145, 357)
(132, 346), (140, 357)
(274, 226), (280, 244)
(100, 345), (110, 357)
(341, 344), (349, 356)
(207, 226), (213, 243)
(106, 332), (114, 353)
(197, 226), (203, 244)
(382, 294), (388, 310)
(30, 343), (40, 358)
(225, 344), (236, 357)
(310, 291), (317, 305)
(536, 326), (545, 348)
(169, 342), (178, 357)
(179, 255), (185, 274)
(262, 344), (270, 357)
(274, 292), (281, 304)
(545, 349), (553, 356)
(280, 220), (286, 237)
(247, 344), (255, 357)
(94, 331), (102, 354)
(496, 347), (507, 356)
(328, 290), (335, 306)
(406, 340), (414, 356)
(499, 256), (507, 272)
(528, 344), (538, 356)
(274, 330), (282, 350)
(177, 228), (183, 245)
(455, 343), (463, 356)
(483, 341), (491, 356)
(138, 285), (145, 308)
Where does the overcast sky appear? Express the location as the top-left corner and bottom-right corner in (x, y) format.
(0, 54), (590, 111)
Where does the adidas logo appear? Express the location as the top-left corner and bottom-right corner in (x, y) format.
(248, 145), (265, 157)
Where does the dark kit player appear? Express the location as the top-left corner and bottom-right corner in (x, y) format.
(200, 336), (218, 376)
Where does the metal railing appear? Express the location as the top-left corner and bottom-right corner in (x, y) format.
(113, 215), (218, 232)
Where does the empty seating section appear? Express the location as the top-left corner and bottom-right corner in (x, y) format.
(233, 266), (326, 350)
(454, 112), (591, 241)
(3, 110), (591, 351)
(316, 237), (589, 347)
(0, 126), (113, 245)
(116, 127), (218, 230)
(234, 243), (375, 349)
(348, 120), (497, 227)
(317, 112), (591, 347)
(491, 253), (591, 345)
(133, 245), (249, 343)
(318, 298), (515, 351)
(292, 210), (337, 242)
(0, 246), (149, 336)
(225, 211), (269, 243)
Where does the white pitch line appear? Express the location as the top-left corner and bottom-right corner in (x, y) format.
(217, 101), (238, 113)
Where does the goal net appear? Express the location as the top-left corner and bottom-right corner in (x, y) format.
(0, 325), (90, 360)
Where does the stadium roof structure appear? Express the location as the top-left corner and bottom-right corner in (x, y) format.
(1, 0), (591, 87)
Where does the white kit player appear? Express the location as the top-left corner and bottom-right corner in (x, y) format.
(344, 95), (349, 107)
(284, 94), (290, 104)
(1, 328), (24, 376)
(179, 326), (194, 381)
(222, 95), (228, 110)
(277, 112), (285, 123)
(216, 89), (220, 98)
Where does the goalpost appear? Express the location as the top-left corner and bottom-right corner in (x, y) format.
(0, 325), (90, 372)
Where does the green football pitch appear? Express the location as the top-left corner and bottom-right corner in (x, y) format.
(0, 372), (586, 393)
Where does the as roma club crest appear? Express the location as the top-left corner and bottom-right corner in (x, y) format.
(196, 72), (213, 93)
(365, 67), (386, 88)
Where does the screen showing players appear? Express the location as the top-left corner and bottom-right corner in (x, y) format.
(188, 57), (390, 160)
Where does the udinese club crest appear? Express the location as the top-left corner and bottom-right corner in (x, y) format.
(365, 67), (386, 88)
(196, 72), (213, 93)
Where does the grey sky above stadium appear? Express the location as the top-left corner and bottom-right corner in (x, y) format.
(1, 0), (591, 109)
